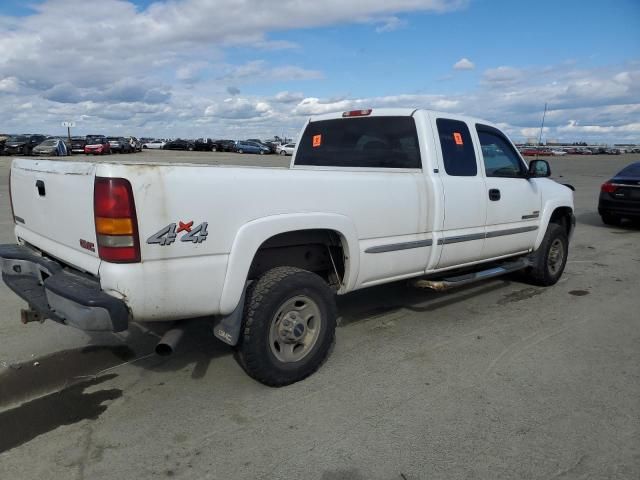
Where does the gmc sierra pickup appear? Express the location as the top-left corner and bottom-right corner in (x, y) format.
(1, 108), (575, 386)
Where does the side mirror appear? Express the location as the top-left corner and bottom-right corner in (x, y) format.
(528, 159), (551, 178)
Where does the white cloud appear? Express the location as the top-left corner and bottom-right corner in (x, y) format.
(374, 16), (408, 33)
(482, 66), (525, 86)
(0, 1), (637, 143)
(0, 76), (19, 93)
(453, 58), (475, 70)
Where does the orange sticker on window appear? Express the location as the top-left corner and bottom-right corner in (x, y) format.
(312, 134), (322, 147)
(453, 132), (463, 145)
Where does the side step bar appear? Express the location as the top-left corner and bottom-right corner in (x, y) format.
(411, 259), (530, 292)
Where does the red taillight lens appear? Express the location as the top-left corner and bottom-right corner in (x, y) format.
(601, 182), (617, 193)
(94, 177), (140, 263)
(342, 109), (372, 117)
(95, 178), (134, 218)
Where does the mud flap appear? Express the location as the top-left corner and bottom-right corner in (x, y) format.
(212, 285), (248, 346)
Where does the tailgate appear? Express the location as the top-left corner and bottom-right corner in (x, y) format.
(10, 158), (101, 274)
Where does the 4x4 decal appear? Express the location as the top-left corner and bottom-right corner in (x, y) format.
(147, 221), (208, 245)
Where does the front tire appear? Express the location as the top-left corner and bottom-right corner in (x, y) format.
(524, 223), (568, 286)
(235, 267), (337, 387)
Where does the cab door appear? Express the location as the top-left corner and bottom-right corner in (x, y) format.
(430, 115), (487, 268)
(474, 124), (541, 258)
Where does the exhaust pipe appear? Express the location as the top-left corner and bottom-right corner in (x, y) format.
(155, 327), (185, 356)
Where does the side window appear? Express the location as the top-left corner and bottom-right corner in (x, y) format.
(436, 118), (477, 176)
(476, 126), (527, 177)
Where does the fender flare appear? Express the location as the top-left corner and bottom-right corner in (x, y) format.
(534, 200), (574, 250)
(218, 213), (359, 315)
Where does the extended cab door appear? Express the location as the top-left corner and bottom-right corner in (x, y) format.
(474, 124), (541, 258)
(430, 115), (487, 268)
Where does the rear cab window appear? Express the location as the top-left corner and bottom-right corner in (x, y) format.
(295, 116), (421, 169)
(435, 118), (477, 176)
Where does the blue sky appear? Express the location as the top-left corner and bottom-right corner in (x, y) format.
(0, 0), (638, 142)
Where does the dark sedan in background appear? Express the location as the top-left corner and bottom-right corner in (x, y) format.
(599, 162), (640, 225)
(163, 139), (195, 151)
(70, 136), (86, 154)
(3, 134), (47, 155)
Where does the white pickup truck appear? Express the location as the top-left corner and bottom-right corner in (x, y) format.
(1, 108), (575, 386)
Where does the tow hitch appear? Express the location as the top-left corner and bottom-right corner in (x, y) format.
(20, 309), (46, 324)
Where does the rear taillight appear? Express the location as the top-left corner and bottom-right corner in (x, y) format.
(94, 177), (140, 263)
(601, 182), (617, 193)
(342, 109), (372, 117)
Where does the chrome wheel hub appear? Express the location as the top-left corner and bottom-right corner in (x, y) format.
(269, 295), (322, 363)
(547, 238), (565, 275)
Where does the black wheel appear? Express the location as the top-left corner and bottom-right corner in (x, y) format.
(280, 150), (287, 156)
(601, 214), (621, 226)
(524, 223), (568, 286)
(235, 267), (337, 387)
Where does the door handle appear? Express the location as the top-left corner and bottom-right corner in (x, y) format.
(489, 189), (501, 201)
(36, 180), (46, 196)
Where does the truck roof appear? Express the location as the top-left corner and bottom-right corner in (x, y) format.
(308, 108), (497, 130)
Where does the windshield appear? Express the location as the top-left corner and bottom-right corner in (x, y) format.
(86, 136), (104, 144)
(39, 140), (57, 146)
(8, 135), (28, 142)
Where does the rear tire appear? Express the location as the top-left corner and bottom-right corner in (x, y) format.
(235, 267), (337, 387)
(601, 214), (621, 226)
(523, 223), (568, 286)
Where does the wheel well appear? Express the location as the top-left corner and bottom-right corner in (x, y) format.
(549, 207), (574, 236)
(248, 229), (346, 289)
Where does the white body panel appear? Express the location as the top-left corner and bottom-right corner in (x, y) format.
(9, 109), (574, 322)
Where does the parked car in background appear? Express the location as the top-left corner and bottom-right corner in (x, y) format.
(52, 137), (73, 153)
(163, 139), (195, 151)
(142, 139), (166, 149)
(126, 136), (142, 152)
(234, 140), (270, 155)
(598, 162), (640, 225)
(263, 141), (279, 154)
(70, 136), (86, 154)
(3, 134), (47, 155)
(84, 136), (111, 155)
(278, 143), (296, 156)
(194, 138), (217, 151)
(107, 137), (129, 154)
(0, 135), (7, 155)
(32, 138), (69, 156)
(212, 139), (236, 152)
(551, 149), (567, 156)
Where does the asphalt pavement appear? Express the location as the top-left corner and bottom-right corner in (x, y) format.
(0, 151), (638, 479)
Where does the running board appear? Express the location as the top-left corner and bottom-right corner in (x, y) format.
(411, 259), (530, 292)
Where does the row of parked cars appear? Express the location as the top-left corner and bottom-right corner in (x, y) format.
(143, 138), (297, 156)
(0, 134), (144, 156)
(518, 146), (640, 156)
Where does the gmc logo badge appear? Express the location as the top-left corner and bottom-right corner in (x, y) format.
(80, 239), (96, 252)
